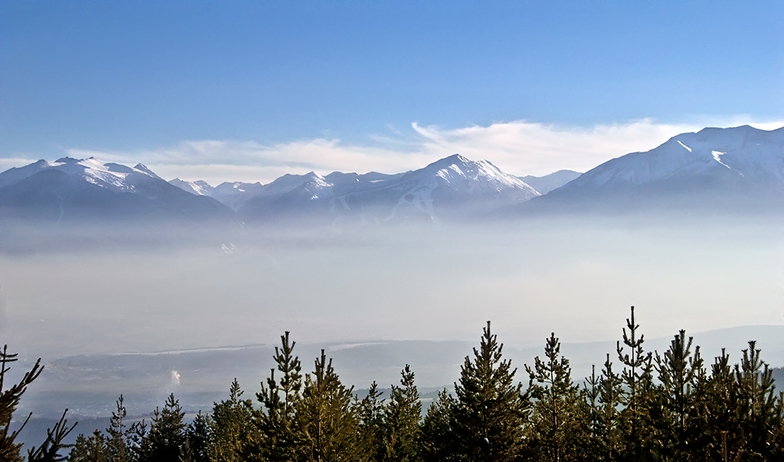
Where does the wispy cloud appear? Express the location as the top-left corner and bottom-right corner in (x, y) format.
(5, 118), (781, 185)
(66, 139), (437, 185)
(411, 119), (703, 177)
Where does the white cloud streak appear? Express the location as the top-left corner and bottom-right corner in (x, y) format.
(4, 118), (782, 185)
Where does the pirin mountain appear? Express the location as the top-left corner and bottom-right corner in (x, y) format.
(3, 125), (783, 226)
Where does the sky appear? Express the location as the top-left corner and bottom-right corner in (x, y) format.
(2, 0), (783, 184)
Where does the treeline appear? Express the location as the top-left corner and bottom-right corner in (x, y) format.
(4, 308), (784, 461)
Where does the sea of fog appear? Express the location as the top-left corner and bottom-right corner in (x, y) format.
(2, 213), (783, 363)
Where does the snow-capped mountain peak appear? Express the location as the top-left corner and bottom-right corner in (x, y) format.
(416, 154), (539, 196)
(170, 178), (214, 196)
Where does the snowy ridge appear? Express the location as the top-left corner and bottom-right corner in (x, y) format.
(170, 154), (540, 219)
(535, 125), (784, 212)
(168, 178), (265, 210)
(228, 153), (540, 222)
(559, 125), (784, 192)
(520, 170), (582, 195)
(170, 178), (213, 196)
(0, 156), (235, 223)
(0, 157), (162, 194)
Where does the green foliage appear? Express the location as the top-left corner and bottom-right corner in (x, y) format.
(60, 313), (784, 462)
(654, 330), (704, 458)
(298, 349), (361, 462)
(138, 393), (186, 462)
(420, 389), (456, 462)
(211, 379), (254, 462)
(251, 331), (304, 461)
(1, 345), (74, 462)
(615, 305), (655, 461)
(525, 332), (586, 462)
(590, 354), (623, 461)
(1, 346), (43, 462)
(357, 382), (384, 462)
(69, 430), (109, 462)
(452, 321), (528, 462)
(185, 411), (210, 462)
(104, 394), (137, 462)
(382, 365), (421, 462)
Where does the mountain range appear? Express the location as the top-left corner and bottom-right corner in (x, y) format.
(2, 125), (783, 228)
(0, 154), (558, 226)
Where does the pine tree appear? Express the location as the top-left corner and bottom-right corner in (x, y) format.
(1, 345), (75, 462)
(525, 332), (585, 462)
(584, 364), (602, 460)
(734, 341), (778, 460)
(769, 390), (784, 461)
(595, 354), (623, 462)
(68, 430), (109, 462)
(420, 389), (456, 462)
(615, 306), (654, 461)
(452, 321), (527, 462)
(26, 409), (76, 462)
(298, 349), (361, 462)
(382, 365), (421, 462)
(104, 395), (135, 462)
(252, 331), (303, 461)
(212, 379), (254, 462)
(654, 330), (704, 459)
(138, 393), (186, 462)
(185, 411), (210, 462)
(697, 349), (742, 462)
(357, 382), (385, 462)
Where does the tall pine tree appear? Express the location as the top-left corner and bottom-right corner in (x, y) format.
(212, 379), (254, 462)
(615, 306), (655, 461)
(357, 382), (385, 462)
(420, 389), (456, 462)
(252, 331), (303, 461)
(138, 393), (186, 462)
(298, 349), (361, 462)
(654, 330), (704, 459)
(525, 332), (585, 462)
(382, 365), (421, 462)
(452, 321), (527, 462)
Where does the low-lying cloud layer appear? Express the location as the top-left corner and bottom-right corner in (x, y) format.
(4, 118), (784, 185)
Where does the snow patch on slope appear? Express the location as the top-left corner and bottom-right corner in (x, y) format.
(677, 140), (692, 152)
(711, 151), (730, 169)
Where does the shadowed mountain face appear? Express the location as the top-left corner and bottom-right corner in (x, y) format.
(520, 170), (581, 195)
(169, 178), (266, 211)
(527, 125), (784, 213)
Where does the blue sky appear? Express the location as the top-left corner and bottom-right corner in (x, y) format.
(2, 1), (783, 183)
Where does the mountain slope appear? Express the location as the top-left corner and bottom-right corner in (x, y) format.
(530, 125), (784, 212)
(169, 178), (265, 210)
(520, 170), (581, 195)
